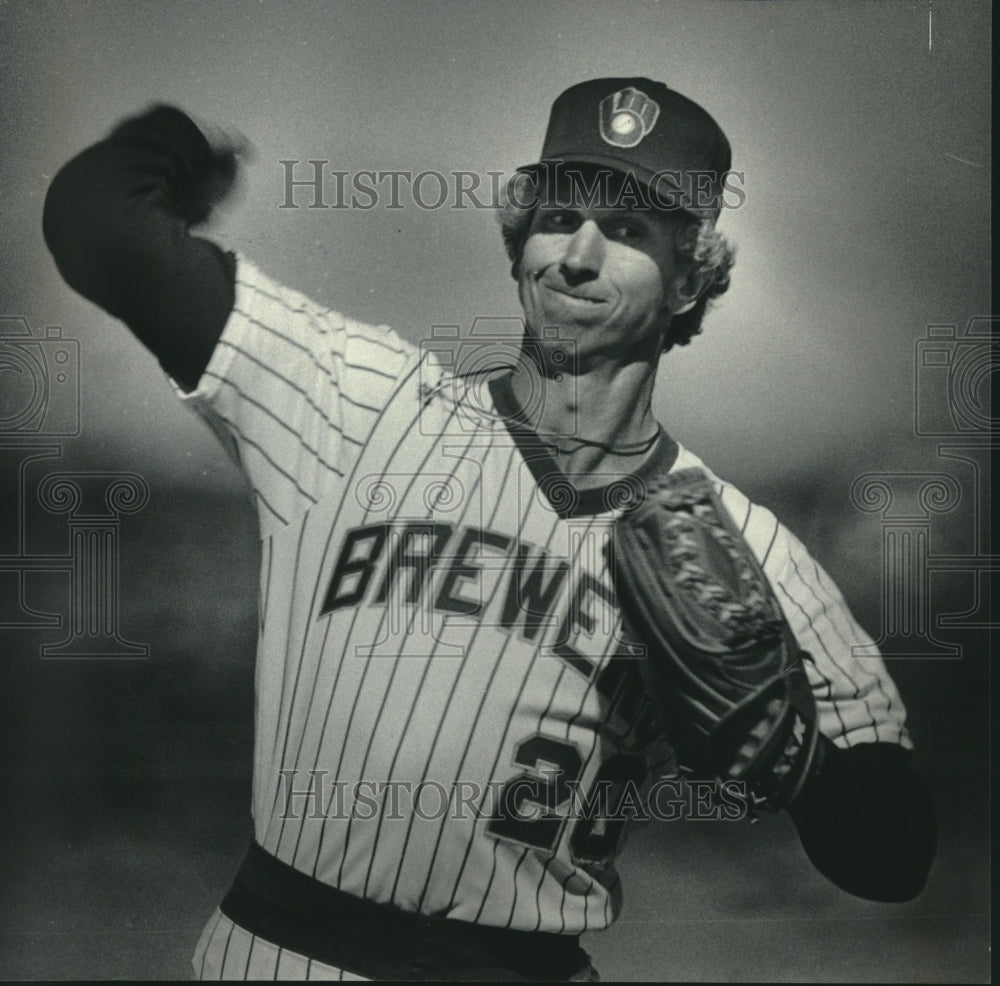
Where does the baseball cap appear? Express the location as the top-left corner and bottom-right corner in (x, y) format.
(518, 77), (732, 219)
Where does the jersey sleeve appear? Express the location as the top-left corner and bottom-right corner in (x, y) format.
(773, 524), (911, 750)
(177, 255), (417, 538)
(716, 483), (911, 751)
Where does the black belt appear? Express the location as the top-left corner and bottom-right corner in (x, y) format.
(220, 841), (590, 981)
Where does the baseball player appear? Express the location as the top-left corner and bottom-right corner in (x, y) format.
(43, 78), (935, 981)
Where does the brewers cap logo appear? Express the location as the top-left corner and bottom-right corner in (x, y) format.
(598, 87), (660, 148)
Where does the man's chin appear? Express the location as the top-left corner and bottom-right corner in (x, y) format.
(525, 308), (612, 339)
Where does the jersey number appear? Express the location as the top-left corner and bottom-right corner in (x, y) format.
(487, 734), (646, 865)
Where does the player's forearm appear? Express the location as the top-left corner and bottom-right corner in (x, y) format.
(42, 105), (236, 390)
(788, 739), (936, 902)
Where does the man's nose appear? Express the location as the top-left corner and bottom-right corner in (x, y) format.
(559, 220), (605, 285)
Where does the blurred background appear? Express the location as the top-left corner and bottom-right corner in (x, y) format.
(0, 0), (990, 980)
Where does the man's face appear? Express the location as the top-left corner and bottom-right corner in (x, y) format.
(517, 181), (695, 363)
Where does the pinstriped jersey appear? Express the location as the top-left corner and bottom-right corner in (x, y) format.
(178, 254), (909, 935)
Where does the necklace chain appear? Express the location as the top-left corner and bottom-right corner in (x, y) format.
(475, 369), (663, 459)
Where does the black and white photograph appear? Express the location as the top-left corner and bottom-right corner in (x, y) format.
(0, 0), (990, 981)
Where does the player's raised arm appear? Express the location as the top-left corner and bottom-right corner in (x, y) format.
(42, 105), (239, 391)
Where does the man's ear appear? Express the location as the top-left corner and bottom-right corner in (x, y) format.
(666, 267), (708, 316)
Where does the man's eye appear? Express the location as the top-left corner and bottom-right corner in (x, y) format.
(605, 222), (643, 242)
(539, 210), (580, 233)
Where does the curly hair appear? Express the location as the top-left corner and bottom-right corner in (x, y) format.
(497, 183), (736, 352)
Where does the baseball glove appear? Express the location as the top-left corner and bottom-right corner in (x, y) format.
(609, 467), (821, 811)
